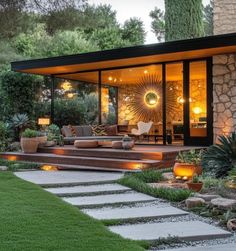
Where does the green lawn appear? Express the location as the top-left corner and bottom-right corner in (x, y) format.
(0, 172), (145, 251)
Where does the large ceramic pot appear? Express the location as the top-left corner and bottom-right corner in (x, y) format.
(122, 140), (135, 150)
(173, 162), (202, 179)
(37, 136), (47, 146)
(187, 182), (203, 192)
(20, 137), (39, 153)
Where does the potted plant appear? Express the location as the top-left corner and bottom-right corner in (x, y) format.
(20, 129), (39, 153)
(45, 124), (63, 147)
(37, 131), (47, 147)
(187, 174), (203, 192)
(122, 135), (134, 150)
(174, 150), (203, 180)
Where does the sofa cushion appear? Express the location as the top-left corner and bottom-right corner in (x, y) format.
(105, 125), (118, 136)
(92, 125), (107, 136)
(62, 126), (73, 137)
(74, 140), (98, 148)
(72, 126), (84, 137)
(82, 126), (93, 136)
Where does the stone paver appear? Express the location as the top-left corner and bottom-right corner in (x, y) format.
(14, 171), (124, 186)
(82, 204), (188, 220)
(45, 183), (131, 196)
(62, 192), (156, 207)
(162, 243), (236, 251)
(109, 221), (231, 241)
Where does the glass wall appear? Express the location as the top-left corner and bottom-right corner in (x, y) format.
(189, 61), (207, 137)
(102, 65), (163, 143)
(53, 72), (99, 127)
(166, 62), (184, 144)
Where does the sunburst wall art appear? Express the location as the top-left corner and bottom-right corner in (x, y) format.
(127, 74), (179, 123)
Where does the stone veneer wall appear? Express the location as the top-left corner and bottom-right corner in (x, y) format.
(213, 0), (236, 141)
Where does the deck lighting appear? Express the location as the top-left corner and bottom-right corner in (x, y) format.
(41, 165), (58, 171)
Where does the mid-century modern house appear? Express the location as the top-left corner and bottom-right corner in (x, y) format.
(11, 0), (236, 147)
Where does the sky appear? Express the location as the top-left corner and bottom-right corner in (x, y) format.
(88, 0), (211, 44)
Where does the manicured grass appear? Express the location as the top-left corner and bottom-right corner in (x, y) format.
(0, 172), (145, 251)
(119, 171), (192, 202)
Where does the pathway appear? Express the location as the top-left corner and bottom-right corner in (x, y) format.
(15, 171), (234, 250)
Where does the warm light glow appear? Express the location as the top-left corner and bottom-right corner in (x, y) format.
(67, 93), (74, 98)
(38, 118), (50, 126)
(61, 81), (72, 91)
(41, 165), (58, 171)
(173, 163), (197, 180)
(6, 156), (17, 161)
(144, 91), (159, 107)
(192, 107), (202, 115)
(108, 76), (113, 81)
(177, 96), (185, 104)
(144, 70), (148, 74)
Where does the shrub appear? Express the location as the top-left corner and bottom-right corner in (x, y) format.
(119, 175), (191, 202)
(21, 129), (38, 138)
(202, 132), (236, 178)
(176, 149), (202, 165)
(0, 121), (10, 151)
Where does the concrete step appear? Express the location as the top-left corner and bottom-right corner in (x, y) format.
(62, 192), (156, 208)
(1, 152), (160, 170)
(82, 204), (188, 220)
(45, 183), (131, 196)
(160, 243), (236, 251)
(14, 170), (124, 187)
(109, 221), (231, 241)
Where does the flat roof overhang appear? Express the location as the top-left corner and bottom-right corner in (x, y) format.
(11, 32), (236, 79)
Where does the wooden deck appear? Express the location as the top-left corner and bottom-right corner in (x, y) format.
(0, 145), (202, 172)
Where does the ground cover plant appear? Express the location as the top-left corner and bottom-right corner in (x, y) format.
(0, 172), (145, 251)
(118, 169), (192, 202)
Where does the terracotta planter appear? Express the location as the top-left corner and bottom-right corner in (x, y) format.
(122, 140), (135, 150)
(173, 162), (202, 179)
(20, 137), (39, 153)
(187, 182), (203, 192)
(37, 136), (47, 146)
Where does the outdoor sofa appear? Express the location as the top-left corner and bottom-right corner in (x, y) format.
(61, 125), (124, 144)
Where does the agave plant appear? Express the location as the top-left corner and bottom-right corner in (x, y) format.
(202, 133), (236, 178)
(11, 113), (30, 129)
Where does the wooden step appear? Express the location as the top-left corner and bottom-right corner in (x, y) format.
(0, 152), (161, 170)
(38, 146), (178, 161)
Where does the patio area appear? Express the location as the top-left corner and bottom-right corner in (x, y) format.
(0, 145), (202, 171)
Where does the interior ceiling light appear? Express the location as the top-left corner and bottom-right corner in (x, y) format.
(61, 81), (72, 91)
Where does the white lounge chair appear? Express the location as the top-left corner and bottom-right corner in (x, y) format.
(131, 121), (153, 136)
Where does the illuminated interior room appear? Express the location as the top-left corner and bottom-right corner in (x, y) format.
(11, 32), (236, 146)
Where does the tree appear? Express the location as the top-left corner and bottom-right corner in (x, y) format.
(81, 4), (118, 35)
(122, 17), (146, 45)
(149, 7), (165, 42)
(0, 70), (42, 118)
(165, 0), (205, 41)
(203, 0), (213, 36)
(91, 26), (129, 50)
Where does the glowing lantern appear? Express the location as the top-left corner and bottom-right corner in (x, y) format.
(173, 163), (202, 180)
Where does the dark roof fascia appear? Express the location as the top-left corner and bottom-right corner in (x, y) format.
(11, 32), (236, 72)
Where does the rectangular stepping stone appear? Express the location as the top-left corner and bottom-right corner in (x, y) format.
(45, 184), (131, 196)
(62, 192), (156, 207)
(109, 221), (231, 241)
(162, 243), (236, 251)
(82, 205), (188, 220)
(15, 171), (124, 186)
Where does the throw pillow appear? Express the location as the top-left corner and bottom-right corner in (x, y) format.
(92, 125), (107, 136)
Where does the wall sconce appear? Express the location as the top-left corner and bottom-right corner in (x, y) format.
(144, 91), (159, 107)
